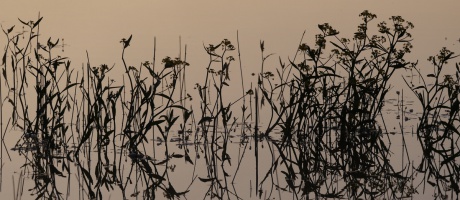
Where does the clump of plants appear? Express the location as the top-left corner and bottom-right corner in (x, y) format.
(256, 10), (418, 199)
(404, 47), (460, 199)
(1, 10), (459, 200)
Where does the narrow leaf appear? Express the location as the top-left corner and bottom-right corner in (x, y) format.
(33, 17), (43, 28)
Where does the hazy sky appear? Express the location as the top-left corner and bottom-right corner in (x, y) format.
(1, 0), (459, 80)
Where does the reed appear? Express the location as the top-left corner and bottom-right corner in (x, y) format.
(0, 10), (459, 199)
(404, 47), (460, 198)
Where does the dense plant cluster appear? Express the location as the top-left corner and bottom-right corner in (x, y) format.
(1, 10), (459, 199)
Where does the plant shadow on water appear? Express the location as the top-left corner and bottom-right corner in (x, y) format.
(1, 10), (459, 199)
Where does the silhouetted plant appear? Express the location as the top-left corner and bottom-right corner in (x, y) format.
(257, 10), (417, 199)
(405, 47), (460, 199)
(2, 15), (77, 199)
(1, 10), (459, 200)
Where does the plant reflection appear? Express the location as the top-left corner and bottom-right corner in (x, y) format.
(2, 10), (459, 200)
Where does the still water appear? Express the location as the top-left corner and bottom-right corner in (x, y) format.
(1, 1), (460, 199)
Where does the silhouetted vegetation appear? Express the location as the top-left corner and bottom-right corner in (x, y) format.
(1, 10), (459, 199)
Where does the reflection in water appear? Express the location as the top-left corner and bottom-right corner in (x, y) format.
(2, 11), (460, 199)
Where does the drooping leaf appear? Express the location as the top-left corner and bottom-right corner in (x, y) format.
(2, 68), (7, 81)
(440, 120), (460, 135)
(171, 153), (183, 158)
(185, 153), (193, 165)
(450, 100), (459, 117)
(50, 164), (65, 177)
(80, 166), (93, 184)
(198, 177), (215, 182)
(2, 51), (6, 66)
(330, 41), (346, 52)
(198, 116), (213, 124)
(18, 18), (28, 26)
(440, 151), (460, 166)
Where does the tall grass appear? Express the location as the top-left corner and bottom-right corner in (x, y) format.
(404, 47), (460, 198)
(0, 10), (459, 200)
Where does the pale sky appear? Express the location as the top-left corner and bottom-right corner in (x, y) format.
(1, 0), (459, 86)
